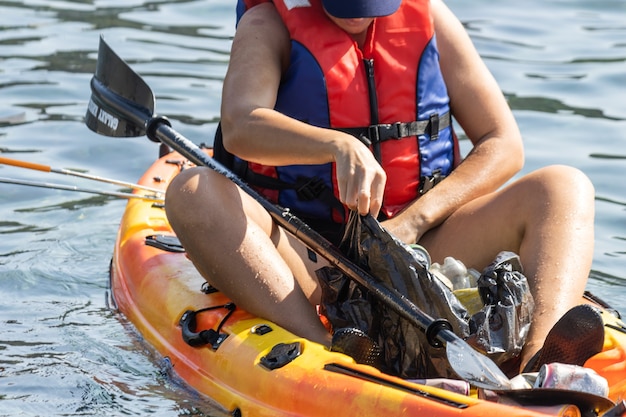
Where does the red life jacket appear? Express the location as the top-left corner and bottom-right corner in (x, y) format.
(221, 0), (459, 225)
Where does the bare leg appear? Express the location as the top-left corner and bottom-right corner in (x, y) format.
(165, 167), (331, 346)
(420, 165), (595, 369)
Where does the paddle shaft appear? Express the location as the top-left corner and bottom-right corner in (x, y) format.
(93, 72), (456, 345)
(94, 67), (478, 357)
(0, 156), (162, 194)
(148, 120), (450, 341)
(146, 124), (515, 391)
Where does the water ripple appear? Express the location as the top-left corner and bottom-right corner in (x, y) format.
(0, 0), (624, 415)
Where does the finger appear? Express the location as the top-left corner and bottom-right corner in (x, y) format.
(336, 176), (349, 208)
(369, 176), (385, 217)
(343, 176), (360, 210)
(363, 167), (386, 216)
(342, 169), (360, 210)
(357, 188), (371, 215)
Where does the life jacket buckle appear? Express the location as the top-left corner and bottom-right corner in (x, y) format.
(419, 169), (444, 195)
(368, 122), (405, 143)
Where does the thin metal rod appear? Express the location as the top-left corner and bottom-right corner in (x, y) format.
(0, 176), (163, 202)
(0, 156), (163, 194)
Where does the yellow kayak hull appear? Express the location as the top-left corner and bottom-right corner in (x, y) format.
(111, 151), (626, 416)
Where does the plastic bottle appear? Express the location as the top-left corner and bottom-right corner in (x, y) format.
(430, 256), (478, 290)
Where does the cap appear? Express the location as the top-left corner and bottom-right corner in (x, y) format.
(321, 0), (402, 19)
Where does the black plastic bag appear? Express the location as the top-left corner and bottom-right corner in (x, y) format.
(318, 212), (534, 379)
(318, 213), (470, 378)
(468, 251), (535, 364)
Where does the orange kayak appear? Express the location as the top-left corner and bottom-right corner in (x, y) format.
(111, 150), (626, 417)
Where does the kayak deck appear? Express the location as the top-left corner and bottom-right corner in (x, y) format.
(110, 150), (626, 417)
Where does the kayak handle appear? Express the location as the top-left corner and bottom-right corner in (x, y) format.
(179, 303), (235, 349)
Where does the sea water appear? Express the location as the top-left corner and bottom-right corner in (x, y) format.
(0, 0), (624, 415)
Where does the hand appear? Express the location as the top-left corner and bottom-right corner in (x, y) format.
(332, 135), (386, 217)
(381, 211), (427, 245)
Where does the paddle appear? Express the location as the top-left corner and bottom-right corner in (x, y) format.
(0, 156), (163, 194)
(86, 36), (511, 391)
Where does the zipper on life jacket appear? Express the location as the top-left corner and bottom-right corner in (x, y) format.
(362, 58), (442, 198)
(363, 58), (382, 163)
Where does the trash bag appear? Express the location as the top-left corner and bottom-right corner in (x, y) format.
(468, 251), (535, 365)
(317, 212), (534, 379)
(317, 213), (470, 378)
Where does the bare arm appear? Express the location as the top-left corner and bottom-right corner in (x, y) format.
(383, 0), (524, 244)
(220, 3), (386, 214)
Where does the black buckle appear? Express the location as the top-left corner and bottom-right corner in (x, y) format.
(429, 113), (439, 141)
(368, 122), (404, 143)
(419, 169), (443, 195)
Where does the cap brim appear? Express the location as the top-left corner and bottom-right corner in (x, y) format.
(322, 0), (402, 18)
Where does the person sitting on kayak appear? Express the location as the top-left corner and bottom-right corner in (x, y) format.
(165, 0), (599, 375)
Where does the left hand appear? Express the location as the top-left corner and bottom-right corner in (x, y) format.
(381, 212), (427, 245)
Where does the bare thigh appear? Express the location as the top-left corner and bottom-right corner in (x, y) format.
(420, 174), (534, 270)
(203, 169), (330, 303)
(421, 165), (594, 272)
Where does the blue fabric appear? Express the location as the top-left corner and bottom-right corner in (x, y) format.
(416, 36), (454, 177)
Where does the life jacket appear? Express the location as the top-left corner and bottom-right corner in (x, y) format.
(216, 0), (460, 225)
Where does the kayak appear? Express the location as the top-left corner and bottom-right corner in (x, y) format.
(110, 149), (626, 417)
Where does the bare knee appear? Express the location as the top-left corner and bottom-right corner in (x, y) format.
(536, 165), (593, 192)
(526, 165), (595, 214)
(165, 166), (273, 240)
(165, 167), (230, 229)
(166, 167), (202, 216)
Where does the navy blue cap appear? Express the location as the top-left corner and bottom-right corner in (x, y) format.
(322, 0), (402, 18)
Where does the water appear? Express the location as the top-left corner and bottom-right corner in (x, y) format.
(0, 0), (624, 415)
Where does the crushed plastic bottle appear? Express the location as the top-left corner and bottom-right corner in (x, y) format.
(430, 257), (483, 315)
(430, 256), (480, 291)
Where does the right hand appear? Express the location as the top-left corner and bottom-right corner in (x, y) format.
(332, 135), (386, 217)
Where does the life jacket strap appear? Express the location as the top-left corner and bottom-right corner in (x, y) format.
(341, 112), (451, 147)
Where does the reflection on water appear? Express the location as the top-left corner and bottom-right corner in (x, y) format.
(15, 195), (119, 212)
(0, 0), (624, 415)
(506, 93), (623, 121)
(1, 2), (234, 414)
(0, 220), (54, 234)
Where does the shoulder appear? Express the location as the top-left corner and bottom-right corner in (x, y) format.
(232, 2), (291, 73)
(241, 0), (272, 10)
(429, 0), (474, 58)
(237, 0), (278, 24)
(430, 0), (462, 32)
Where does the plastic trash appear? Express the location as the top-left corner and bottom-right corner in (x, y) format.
(468, 251), (535, 364)
(535, 363), (609, 398)
(317, 212), (535, 379)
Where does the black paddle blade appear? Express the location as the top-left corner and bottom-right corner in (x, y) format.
(85, 36), (155, 138)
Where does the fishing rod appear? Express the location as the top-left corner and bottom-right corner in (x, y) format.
(0, 156), (163, 194)
(0, 176), (164, 202)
